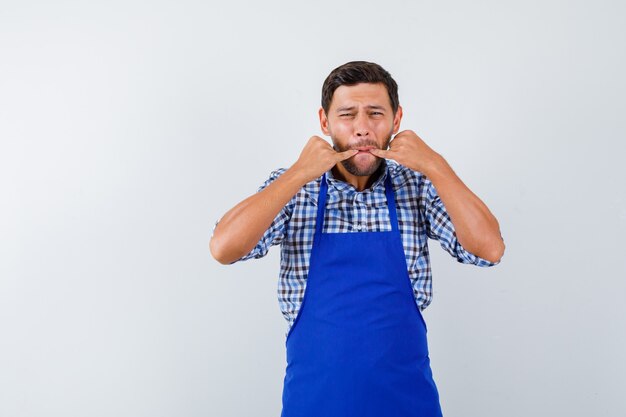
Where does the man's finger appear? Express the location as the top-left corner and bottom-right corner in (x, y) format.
(369, 148), (391, 158)
(336, 149), (359, 161)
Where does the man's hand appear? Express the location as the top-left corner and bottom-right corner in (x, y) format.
(291, 136), (358, 183)
(369, 130), (441, 175)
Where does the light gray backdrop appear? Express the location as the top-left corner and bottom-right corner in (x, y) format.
(1, 1), (625, 416)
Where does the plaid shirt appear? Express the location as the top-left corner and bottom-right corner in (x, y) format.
(215, 160), (499, 336)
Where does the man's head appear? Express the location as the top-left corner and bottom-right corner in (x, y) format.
(319, 61), (403, 177)
(321, 61), (400, 116)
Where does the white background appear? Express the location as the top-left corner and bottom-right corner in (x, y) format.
(2, 1), (625, 416)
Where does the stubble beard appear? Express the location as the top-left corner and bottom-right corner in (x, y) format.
(333, 135), (392, 177)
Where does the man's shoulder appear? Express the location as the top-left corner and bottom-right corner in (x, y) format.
(261, 167), (322, 205)
(263, 167), (289, 182)
(386, 160), (427, 190)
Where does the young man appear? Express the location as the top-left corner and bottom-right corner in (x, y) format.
(210, 61), (505, 417)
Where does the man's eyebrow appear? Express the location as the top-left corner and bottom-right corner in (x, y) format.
(335, 105), (386, 112)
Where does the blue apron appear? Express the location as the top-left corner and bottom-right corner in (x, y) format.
(281, 171), (443, 417)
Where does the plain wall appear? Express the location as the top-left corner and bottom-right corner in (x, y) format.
(1, 1), (625, 416)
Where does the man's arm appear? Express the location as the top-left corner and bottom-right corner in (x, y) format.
(209, 136), (358, 265)
(210, 168), (305, 265)
(423, 156), (504, 263)
(370, 130), (505, 263)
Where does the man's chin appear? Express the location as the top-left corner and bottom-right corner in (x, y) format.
(341, 155), (383, 177)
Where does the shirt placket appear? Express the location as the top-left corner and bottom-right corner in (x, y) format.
(353, 191), (367, 232)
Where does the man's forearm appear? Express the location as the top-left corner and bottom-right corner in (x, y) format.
(210, 167), (307, 265)
(210, 136), (360, 265)
(424, 154), (505, 263)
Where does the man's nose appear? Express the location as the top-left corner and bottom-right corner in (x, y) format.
(354, 113), (369, 136)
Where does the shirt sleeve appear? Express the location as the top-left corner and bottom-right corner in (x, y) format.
(215, 168), (293, 264)
(423, 178), (500, 267)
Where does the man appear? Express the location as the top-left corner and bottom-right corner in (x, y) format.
(210, 61), (505, 417)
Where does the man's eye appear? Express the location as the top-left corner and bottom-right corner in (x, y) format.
(340, 114), (353, 117)
(371, 112), (383, 116)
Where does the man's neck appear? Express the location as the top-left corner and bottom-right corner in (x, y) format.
(331, 162), (385, 192)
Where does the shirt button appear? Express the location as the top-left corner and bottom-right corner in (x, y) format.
(355, 223), (363, 231)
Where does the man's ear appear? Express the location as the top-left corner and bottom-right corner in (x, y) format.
(319, 107), (330, 136)
(392, 105), (403, 134)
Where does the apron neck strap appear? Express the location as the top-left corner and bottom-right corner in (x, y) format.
(315, 174), (329, 235)
(384, 173), (399, 232)
(315, 169), (398, 235)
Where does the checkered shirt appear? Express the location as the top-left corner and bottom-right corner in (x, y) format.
(214, 160), (499, 336)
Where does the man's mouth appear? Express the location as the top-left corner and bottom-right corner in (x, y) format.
(354, 146), (376, 153)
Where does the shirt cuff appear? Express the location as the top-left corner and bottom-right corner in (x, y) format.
(455, 241), (501, 267)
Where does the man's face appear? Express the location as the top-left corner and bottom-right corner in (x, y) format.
(319, 82), (402, 176)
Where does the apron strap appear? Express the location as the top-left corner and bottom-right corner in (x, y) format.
(384, 173), (399, 232)
(315, 167), (398, 235)
(315, 173), (329, 236)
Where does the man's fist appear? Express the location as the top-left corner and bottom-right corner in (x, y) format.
(291, 136), (358, 183)
(369, 130), (441, 174)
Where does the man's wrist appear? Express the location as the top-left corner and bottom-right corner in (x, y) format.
(283, 164), (313, 188)
(421, 152), (449, 181)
